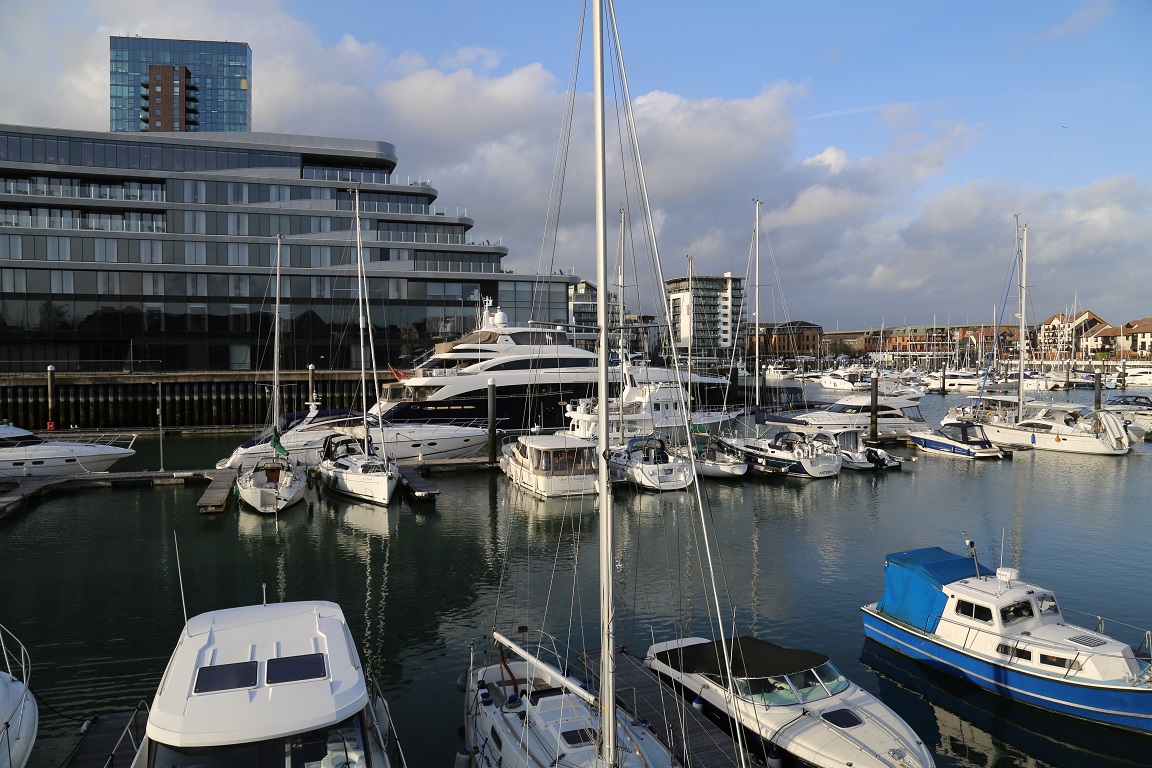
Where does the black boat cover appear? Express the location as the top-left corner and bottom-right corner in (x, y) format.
(655, 636), (828, 681)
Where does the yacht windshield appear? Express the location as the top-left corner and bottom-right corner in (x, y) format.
(732, 661), (849, 705)
(150, 714), (366, 768)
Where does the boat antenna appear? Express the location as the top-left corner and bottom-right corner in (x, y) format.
(963, 533), (982, 579)
(1000, 527), (1006, 570)
(173, 531), (189, 633)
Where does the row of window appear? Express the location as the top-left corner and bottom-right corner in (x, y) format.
(0, 208), (166, 233)
(0, 131), (295, 172)
(1, 176), (166, 202)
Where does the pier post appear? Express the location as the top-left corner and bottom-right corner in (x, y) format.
(46, 365), (56, 430)
(1094, 371), (1102, 409)
(308, 364), (316, 404)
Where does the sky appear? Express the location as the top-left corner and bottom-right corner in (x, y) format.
(1, 0), (1149, 331)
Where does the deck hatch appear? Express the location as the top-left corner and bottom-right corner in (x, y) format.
(194, 660), (258, 693)
(821, 708), (863, 728)
(266, 652), (327, 683)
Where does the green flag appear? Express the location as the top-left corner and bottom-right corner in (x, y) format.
(270, 430), (289, 458)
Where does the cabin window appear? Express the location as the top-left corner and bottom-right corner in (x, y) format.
(489, 726), (503, 751)
(1036, 593), (1060, 616)
(735, 675), (800, 706)
(193, 660), (258, 693)
(266, 652), (326, 684)
(1040, 654), (1081, 671)
(1000, 601), (1034, 626)
(955, 600), (993, 623)
(996, 643), (1033, 661)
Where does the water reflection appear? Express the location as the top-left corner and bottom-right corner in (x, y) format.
(860, 639), (1148, 768)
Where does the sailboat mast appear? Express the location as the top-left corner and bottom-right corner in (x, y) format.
(273, 234), (282, 432)
(593, 2), (617, 765)
(753, 199), (762, 421)
(1017, 221), (1028, 419)
(354, 189), (370, 450)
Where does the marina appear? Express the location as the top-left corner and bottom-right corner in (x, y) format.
(0, 387), (1148, 768)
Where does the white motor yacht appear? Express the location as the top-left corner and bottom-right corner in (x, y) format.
(0, 420), (135, 477)
(1, 622), (37, 768)
(791, 395), (928, 438)
(1102, 394), (1152, 441)
(909, 421), (1004, 459)
(645, 636), (935, 768)
(499, 434), (599, 498)
(130, 600), (406, 768)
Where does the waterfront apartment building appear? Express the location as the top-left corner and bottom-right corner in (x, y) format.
(665, 272), (745, 362)
(0, 123), (575, 373)
(110, 37), (253, 133)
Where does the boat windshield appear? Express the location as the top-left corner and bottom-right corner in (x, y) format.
(732, 661), (850, 705)
(150, 713), (367, 768)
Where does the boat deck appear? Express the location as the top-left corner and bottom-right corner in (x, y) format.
(582, 648), (750, 768)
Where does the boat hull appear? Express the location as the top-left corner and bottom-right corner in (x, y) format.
(319, 465), (399, 506)
(980, 422), (1128, 455)
(0, 446), (134, 477)
(861, 605), (1152, 733)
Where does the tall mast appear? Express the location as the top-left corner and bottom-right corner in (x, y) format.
(593, 1), (616, 764)
(273, 234), (282, 433)
(354, 188), (371, 451)
(753, 199), (762, 424)
(1017, 220), (1028, 420)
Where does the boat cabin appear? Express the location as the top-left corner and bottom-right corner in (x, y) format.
(510, 435), (597, 476)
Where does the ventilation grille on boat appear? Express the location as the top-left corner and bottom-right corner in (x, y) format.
(1068, 635), (1106, 647)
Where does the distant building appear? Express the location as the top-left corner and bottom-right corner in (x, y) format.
(110, 37), (253, 133)
(664, 272), (745, 362)
(0, 123), (577, 373)
(1036, 309), (1107, 360)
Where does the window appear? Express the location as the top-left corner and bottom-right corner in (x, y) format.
(183, 210), (206, 234)
(1040, 654), (1081, 671)
(310, 276), (331, 299)
(186, 274), (207, 296)
(94, 238), (118, 262)
(1000, 601), (1035, 626)
(997, 644), (1033, 661)
(50, 269), (74, 293)
(229, 274), (249, 297)
(227, 243), (249, 265)
(47, 236), (71, 261)
(140, 240), (162, 264)
(184, 242), (206, 264)
(144, 303), (164, 331)
(98, 271), (120, 294)
(266, 653), (326, 684)
(194, 661), (257, 693)
(143, 273), (164, 296)
(1036, 593), (1060, 616)
(188, 304), (208, 332)
(230, 305), (249, 332)
(2, 267), (27, 292)
(227, 212), (248, 236)
(955, 599), (993, 623)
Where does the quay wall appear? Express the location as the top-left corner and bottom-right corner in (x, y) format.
(0, 370), (381, 431)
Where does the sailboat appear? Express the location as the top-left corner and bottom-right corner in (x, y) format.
(716, 201), (841, 478)
(235, 235), (309, 514)
(953, 221), (1129, 455)
(461, 4), (678, 767)
(318, 190), (400, 505)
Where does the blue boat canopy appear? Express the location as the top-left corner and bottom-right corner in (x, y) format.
(876, 547), (993, 631)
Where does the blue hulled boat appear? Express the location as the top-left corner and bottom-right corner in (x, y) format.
(861, 545), (1152, 732)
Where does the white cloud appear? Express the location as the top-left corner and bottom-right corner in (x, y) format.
(0, 0), (1147, 330)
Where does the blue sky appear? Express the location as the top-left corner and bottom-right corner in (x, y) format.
(1, 0), (1149, 331)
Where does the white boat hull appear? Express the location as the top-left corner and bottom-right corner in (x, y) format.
(981, 419), (1128, 455)
(236, 463), (309, 514)
(319, 463), (399, 506)
(1, 667), (37, 768)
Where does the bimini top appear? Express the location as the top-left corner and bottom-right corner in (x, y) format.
(147, 601), (368, 748)
(654, 637), (827, 681)
(876, 547), (993, 630)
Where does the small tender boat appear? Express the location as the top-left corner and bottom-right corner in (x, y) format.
(130, 600), (406, 767)
(499, 434), (599, 498)
(0, 420), (135, 477)
(909, 421), (1004, 459)
(645, 636), (935, 768)
(235, 456), (309, 514)
(862, 544), (1152, 733)
(607, 435), (694, 491)
(1, 622), (37, 768)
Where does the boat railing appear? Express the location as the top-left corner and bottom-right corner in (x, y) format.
(1, 622), (33, 761)
(50, 431), (139, 450)
(98, 699), (150, 767)
(1059, 608), (1152, 658)
(367, 677), (409, 768)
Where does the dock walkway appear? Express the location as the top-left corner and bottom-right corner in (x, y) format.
(63, 706), (149, 768)
(582, 648), (749, 768)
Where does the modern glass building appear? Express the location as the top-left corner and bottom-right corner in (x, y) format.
(0, 123), (574, 373)
(665, 272), (746, 360)
(110, 37), (253, 133)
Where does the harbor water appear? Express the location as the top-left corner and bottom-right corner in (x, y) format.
(1, 388), (1149, 768)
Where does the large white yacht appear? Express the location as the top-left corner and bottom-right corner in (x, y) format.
(128, 600), (406, 768)
(373, 301), (730, 435)
(0, 420), (136, 477)
(790, 395), (928, 438)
